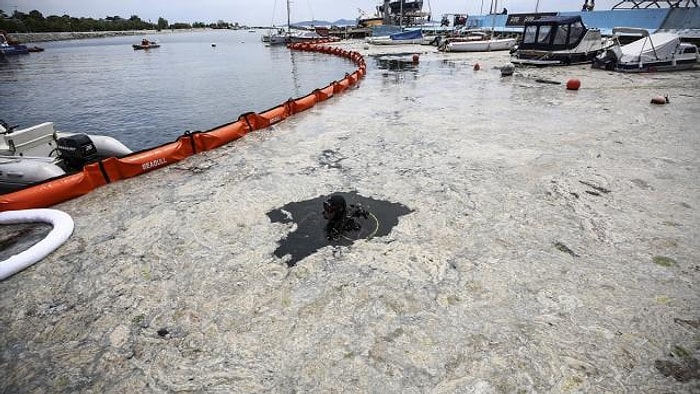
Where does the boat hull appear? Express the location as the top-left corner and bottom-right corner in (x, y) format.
(132, 44), (160, 50)
(445, 38), (516, 52)
(511, 50), (603, 66)
(366, 37), (424, 45)
(1, 45), (29, 56)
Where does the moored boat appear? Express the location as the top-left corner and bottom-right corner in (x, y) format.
(439, 30), (517, 52)
(439, 0), (516, 52)
(592, 27), (699, 72)
(0, 121), (132, 193)
(1, 31), (29, 56)
(510, 15), (614, 66)
(367, 29), (424, 45)
(132, 38), (160, 50)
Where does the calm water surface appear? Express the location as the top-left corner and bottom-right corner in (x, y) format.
(0, 30), (357, 150)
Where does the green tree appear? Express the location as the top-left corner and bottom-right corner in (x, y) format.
(157, 17), (168, 30)
(28, 10), (44, 19)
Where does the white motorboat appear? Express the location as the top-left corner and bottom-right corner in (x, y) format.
(511, 15), (615, 66)
(0, 121), (132, 193)
(592, 27), (699, 72)
(440, 32), (516, 52)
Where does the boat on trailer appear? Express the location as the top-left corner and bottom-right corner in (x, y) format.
(510, 15), (614, 66)
(0, 121), (132, 193)
(592, 27), (699, 72)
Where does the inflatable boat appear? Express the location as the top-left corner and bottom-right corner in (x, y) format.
(0, 120), (132, 193)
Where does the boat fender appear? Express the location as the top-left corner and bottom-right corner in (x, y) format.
(566, 78), (581, 91)
(650, 95), (669, 105)
(0, 209), (74, 280)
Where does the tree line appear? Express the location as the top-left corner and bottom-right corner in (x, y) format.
(0, 9), (237, 33)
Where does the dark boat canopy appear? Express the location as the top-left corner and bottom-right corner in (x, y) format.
(518, 15), (590, 51)
(378, 0), (424, 14)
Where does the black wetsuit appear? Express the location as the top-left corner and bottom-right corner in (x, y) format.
(323, 195), (368, 240)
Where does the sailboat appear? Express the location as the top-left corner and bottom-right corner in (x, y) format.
(264, 0), (324, 46)
(439, 0), (516, 52)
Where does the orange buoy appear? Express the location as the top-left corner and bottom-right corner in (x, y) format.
(412, 54), (419, 64)
(473, 63), (480, 71)
(566, 78), (581, 90)
(650, 95), (669, 104)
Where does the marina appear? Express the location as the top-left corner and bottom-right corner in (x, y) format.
(2, 36), (699, 391)
(1, 0), (700, 391)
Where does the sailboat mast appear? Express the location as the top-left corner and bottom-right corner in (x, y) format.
(491, 0), (497, 39)
(286, 0), (291, 32)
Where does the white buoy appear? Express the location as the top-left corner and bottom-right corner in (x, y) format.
(501, 62), (515, 77)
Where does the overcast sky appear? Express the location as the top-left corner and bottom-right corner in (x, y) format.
(5, 1), (622, 26)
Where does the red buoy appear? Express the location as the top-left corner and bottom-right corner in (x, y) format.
(566, 78), (581, 90)
(650, 95), (669, 104)
(412, 54), (419, 64)
(473, 63), (480, 71)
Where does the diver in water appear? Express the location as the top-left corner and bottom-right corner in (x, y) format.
(323, 194), (369, 240)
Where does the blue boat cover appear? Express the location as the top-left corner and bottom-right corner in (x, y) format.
(389, 29), (423, 40)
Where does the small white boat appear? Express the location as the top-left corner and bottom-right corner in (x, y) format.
(367, 29), (424, 45)
(511, 16), (614, 66)
(0, 121), (132, 192)
(592, 27), (699, 72)
(440, 31), (516, 52)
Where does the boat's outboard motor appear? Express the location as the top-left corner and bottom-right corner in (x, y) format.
(592, 46), (622, 70)
(56, 134), (99, 171)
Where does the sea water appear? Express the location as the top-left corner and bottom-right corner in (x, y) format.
(0, 30), (358, 151)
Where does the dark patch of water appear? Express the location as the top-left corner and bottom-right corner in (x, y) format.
(0, 223), (51, 261)
(267, 191), (412, 267)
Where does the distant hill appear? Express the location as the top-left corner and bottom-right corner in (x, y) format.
(293, 19), (357, 27)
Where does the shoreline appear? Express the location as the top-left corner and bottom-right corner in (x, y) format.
(10, 28), (209, 43)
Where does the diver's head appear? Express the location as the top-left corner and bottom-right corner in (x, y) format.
(323, 194), (346, 221)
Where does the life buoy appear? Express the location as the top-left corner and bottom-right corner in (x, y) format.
(0, 209), (74, 280)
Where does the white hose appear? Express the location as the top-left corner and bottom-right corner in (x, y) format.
(0, 209), (74, 280)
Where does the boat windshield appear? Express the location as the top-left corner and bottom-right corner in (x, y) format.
(523, 25), (537, 44)
(553, 24), (569, 45)
(519, 17), (588, 51)
(537, 26), (552, 44)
